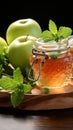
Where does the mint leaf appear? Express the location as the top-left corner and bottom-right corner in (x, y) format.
(44, 88), (49, 94)
(11, 85), (24, 108)
(49, 19), (57, 35)
(58, 26), (72, 38)
(0, 77), (18, 90)
(41, 30), (55, 42)
(24, 83), (32, 94)
(50, 51), (60, 59)
(13, 67), (23, 84)
(0, 67), (24, 90)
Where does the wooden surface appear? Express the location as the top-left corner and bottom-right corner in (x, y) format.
(0, 108), (73, 130)
(0, 79), (73, 129)
(0, 79), (73, 110)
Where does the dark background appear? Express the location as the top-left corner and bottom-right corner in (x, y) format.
(0, 1), (73, 39)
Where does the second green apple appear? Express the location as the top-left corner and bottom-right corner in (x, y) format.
(8, 35), (37, 72)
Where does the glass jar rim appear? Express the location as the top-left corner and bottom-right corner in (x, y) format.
(34, 38), (70, 52)
(68, 35), (73, 47)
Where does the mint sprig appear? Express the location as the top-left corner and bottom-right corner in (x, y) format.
(40, 19), (72, 59)
(41, 19), (72, 42)
(0, 67), (32, 108)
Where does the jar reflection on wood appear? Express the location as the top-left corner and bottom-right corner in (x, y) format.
(29, 38), (72, 88)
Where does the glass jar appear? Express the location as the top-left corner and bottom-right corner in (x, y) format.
(68, 35), (73, 78)
(28, 38), (72, 88)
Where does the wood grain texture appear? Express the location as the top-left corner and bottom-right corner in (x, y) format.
(0, 79), (73, 110)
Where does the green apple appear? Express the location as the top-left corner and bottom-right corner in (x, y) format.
(6, 18), (42, 44)
(0, 37), (7, 54)
(8, 35), (37, 72)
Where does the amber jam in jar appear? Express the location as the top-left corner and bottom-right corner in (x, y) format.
(29, 39), (72, 88)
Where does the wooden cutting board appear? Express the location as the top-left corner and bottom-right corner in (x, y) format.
(0, 79), (73, 110)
